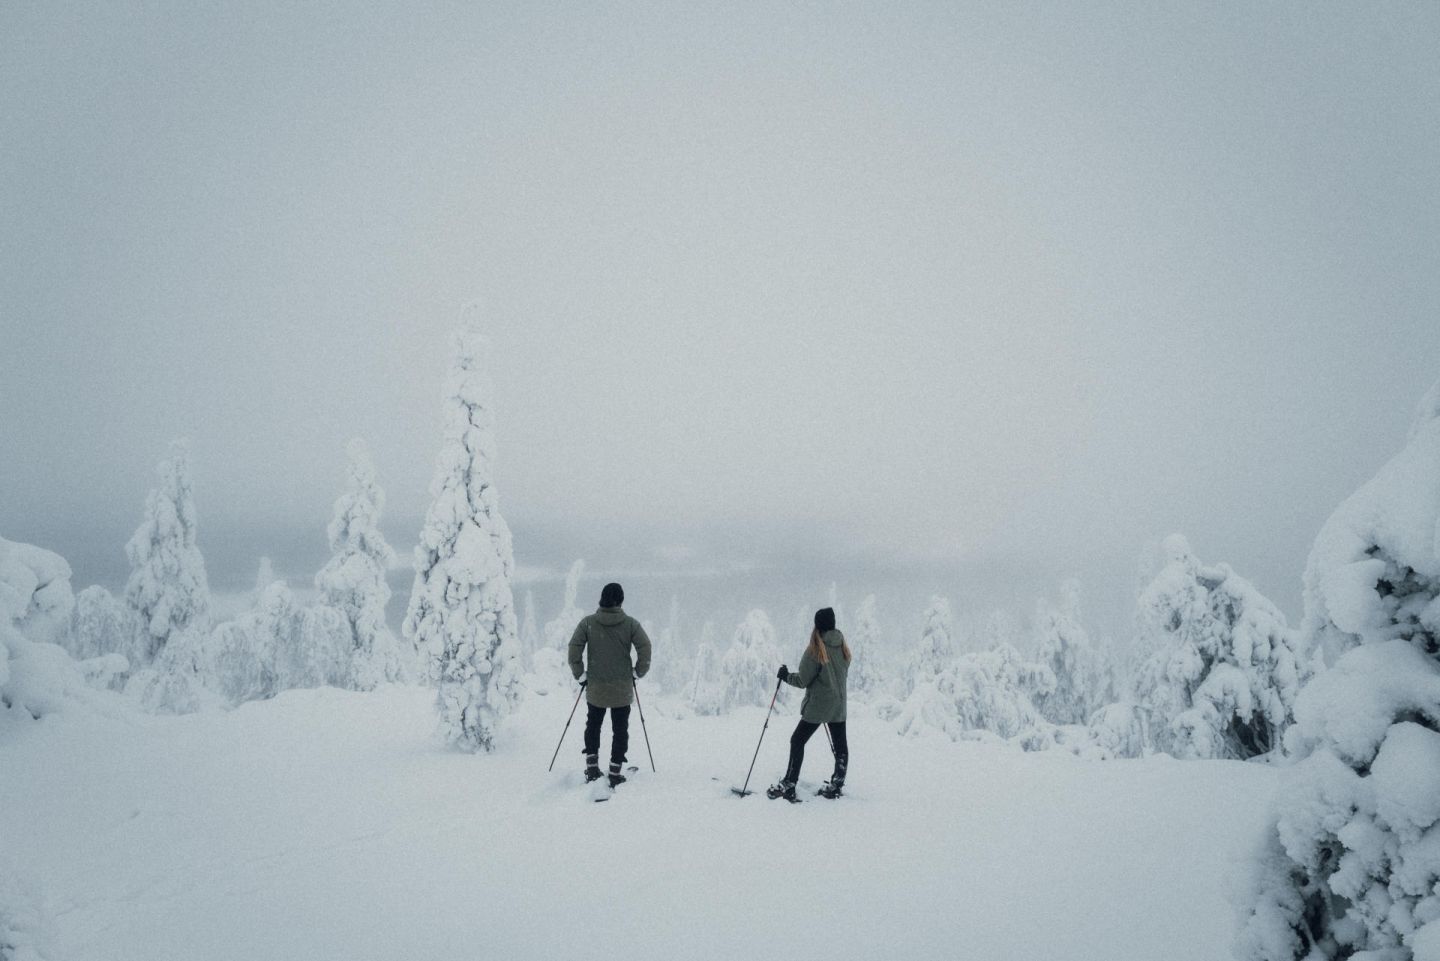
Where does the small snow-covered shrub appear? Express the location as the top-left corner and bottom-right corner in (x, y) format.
(203, 583), (352, 705)
(1239, 381), (1440, 961)
(1086, 702), (1148, 759)
(1133, 535), (1305, 760)
(890, 640), (1050, 743)
(403, 317), (523, 752)
(66, 586), (145, 672)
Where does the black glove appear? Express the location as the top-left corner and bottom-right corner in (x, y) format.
(577, 672), (588, 688)
(777, 665), (789, 681)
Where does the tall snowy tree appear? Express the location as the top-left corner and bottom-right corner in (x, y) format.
(544, 560), (586, 649)
(519, 590), (540, 671)
(1031, 580), (1103, 726)
(688, 623), (724, 716)
(316, 439), (402, 690)
(403, 319), (522, 752)
(848, 594), (888, 699)
(1133, 534), (1305, 760)
(124, 441), (212, 661)
(909, 596), (958, 686)
(253, 557), (277, 600)
(1241, 382), (1440, 961)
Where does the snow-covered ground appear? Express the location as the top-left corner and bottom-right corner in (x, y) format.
(0, 685), (1276, 961)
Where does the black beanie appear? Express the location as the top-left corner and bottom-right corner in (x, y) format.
(600, 582), (624, 608)
(814, 607), (836, 633)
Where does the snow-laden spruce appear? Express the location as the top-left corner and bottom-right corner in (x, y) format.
(316, 439), (403, 690)
(847, 594), (889, 701)
(403, 319), (522, 752)
(688, 623), (724, 715)
(910, 596), (958, 682)
(543, 559), (586, 650)
(519, 590), (540, 672)
(1132, 535), (1305, 760)
(1239, 382), (1440, 961)
(1032, 580), (1108, 726)
(716, 609), (783, 712)
(124, 441), (212, 662)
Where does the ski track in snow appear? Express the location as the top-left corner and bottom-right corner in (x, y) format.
(0, 685), (1277, 961)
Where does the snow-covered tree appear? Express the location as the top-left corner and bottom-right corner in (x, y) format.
(67, 586), (145, 672)
(688, 622), (724, 715)
(544, 560), (586, 649)
(1132, 535), (1305, 760)
(909, 596), (958, 685)
(0, 535), (74, 647)
(1240, 382), (1440, 961)
(519, 590), (540, 671)
(848, 594), (888, 700)
(316, 439), (402, 690)
(718, 609), (783, 712)
(253, 557), (277, 601)
(124, 441), (211, 661)
(1031, 580), (1104, 726)
(403, 319), (522, 752)
(890, 641), (1049, 742)
(953, 643), (1051, 739)
(827, 582), (846, 638)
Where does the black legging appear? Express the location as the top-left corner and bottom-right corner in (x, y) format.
(785, 720), (848, 784)
(583, 704), (631, 766)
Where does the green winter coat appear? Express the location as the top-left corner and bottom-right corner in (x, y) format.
(569, 607), (652, 708)
(784, 629), (849, 723)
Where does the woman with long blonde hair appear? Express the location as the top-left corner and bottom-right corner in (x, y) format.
(769, 606), (852, 801)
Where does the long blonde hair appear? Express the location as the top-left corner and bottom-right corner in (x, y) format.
(807, 627), (853, 665)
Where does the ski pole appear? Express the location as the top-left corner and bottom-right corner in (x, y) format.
(824, 723), (835, 757)
(548, 683), (585, 772)
(633, 678), (656, 772)
(734, 678), (783, 797)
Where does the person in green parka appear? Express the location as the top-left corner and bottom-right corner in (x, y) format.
(769, 606), (851, 801)
(569, 582), (652, 787)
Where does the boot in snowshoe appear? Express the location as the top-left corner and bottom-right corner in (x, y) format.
(766, 780), (799, 802)
(817, 778), (844, 799)
(607, 762), (627, 788)
(584, 753), (602, 783)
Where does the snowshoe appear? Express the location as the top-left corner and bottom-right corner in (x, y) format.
(766, 781), (799, 803)
(817, 779), (844, 799)
(607, 763), (627, 788)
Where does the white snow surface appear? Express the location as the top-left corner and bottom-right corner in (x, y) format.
(0, 683), (1276, 961)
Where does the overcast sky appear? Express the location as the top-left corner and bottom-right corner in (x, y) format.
(3, 2), (1438, 640)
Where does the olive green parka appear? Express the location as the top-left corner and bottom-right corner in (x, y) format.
(568, 606), (652, 708)
(784, 629), (849, 723)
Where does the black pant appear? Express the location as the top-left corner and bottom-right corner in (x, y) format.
(785, 720), (848, 784)
(583, 704), (630, 766)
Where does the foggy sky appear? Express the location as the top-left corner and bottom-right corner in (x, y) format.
(3, 2), (1438, 640)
